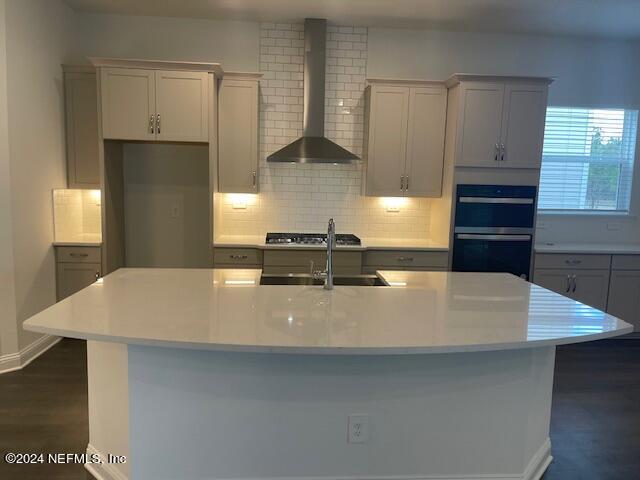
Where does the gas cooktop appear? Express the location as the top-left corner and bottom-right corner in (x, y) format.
(266, 233), (361, 246)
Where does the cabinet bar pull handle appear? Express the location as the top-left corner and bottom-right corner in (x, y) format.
(572, 275), (577, 293)
(397, 257), (414, 262)
(95, 271), (100, 280)
(230, 254), (248, 260)
(565, 259), (582, 265)
(156, 114), (161, 134)
(252, 171), (257, 188)
(400, 176), (404, 191)
(405, 176), (409, 191)
(70, 253), (89, 258)
(500, 143), (505, 162)
(149, 115), (155, 134)
(566, 275), (571, 292)
(495, 143), (499, 161)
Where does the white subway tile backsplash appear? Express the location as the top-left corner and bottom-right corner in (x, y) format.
(215, 22), (431, 239)
(53, 189), (102, 243)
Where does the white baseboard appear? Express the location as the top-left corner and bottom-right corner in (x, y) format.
(85, 444), (128, 480)
(523, 438), (553, 480)
(0, 334), (61, 374)
(83, 439), (551, 480)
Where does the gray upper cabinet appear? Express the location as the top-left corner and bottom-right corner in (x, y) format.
(99, 66), (209, 142)
(155, 70), (209, 142)
(498, 83), (548, 169)
(218, 75), (260, 193)
(100, 68), (156, 141)
(447, 75), (551, 169)
(64, 66), (100, 188)
(457, 82), (504, 168)
(364, 81), (446, 197)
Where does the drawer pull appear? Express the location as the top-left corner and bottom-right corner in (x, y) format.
(566, 275), (571, 293)
(95, 271), (100, 280)
(565, 259), (582, 265)
(70, 253), (89, 258)
(397, 257), (414, 262)
(230, 254), (249, 260)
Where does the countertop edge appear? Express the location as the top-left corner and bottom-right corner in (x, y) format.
(23, 322), (633, 356)
(53, 242), (103, 247)
(213, 241), (449, 252)
(535, 244), (640, 255)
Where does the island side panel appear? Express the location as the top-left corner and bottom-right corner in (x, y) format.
(128, 346), (555, 480)
(86, 340), (130, 479)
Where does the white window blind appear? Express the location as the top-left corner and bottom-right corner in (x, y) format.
(539, 107), (638, 212)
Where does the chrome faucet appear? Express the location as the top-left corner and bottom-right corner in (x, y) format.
(325, 218), (335, 290)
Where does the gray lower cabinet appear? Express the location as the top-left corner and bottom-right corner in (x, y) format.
(363, 250), (448, 274)
(56, 246), (102, 301)
(213, 248), (262, 268)
(533, 268), (610, 311)
(533, 253), (612, 310)
(607, 255), (640, 331)
(263, 250), (362, 275)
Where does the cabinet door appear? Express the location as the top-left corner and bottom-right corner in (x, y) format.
(533, 269), (574, 297)
(365, 85), (410, 196)
(100, 68), (156, 141)
(155, 70), (209, 142)
(607, 270), (640, 329)
(534, 268), (610, 310)
(218, 79), (259, 193)
(404, 86), (446, 197)
(65, 72), (100, 188)
(499, 83), (548, 169)
(572, 270), (610, 310)
(457, 83), (504, 168)
(57, 263), (101, 301)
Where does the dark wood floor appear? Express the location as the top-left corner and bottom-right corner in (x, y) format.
(0, 339), (92, 480)
(0, 338), (638, 479)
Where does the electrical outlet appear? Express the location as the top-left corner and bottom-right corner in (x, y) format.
(169, 203), (181, 218)
(607, 223), (621, 231)
(348, 414), (370, 444)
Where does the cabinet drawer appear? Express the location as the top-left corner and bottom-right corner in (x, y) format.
(213, 248), (262, 266)
(534, 253), (611, 270)
(363, 250), (448, 269)
(263, 250), (362, 268)
(56, 246), (101, 263)
(612, 255), (640, 270)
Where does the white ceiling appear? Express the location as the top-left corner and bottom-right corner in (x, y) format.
(64, 0), (640, 39)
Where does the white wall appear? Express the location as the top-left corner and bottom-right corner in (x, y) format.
(5, 0), (75, 350)
(72, 13), (260, 72)
(0, 0), (18, 358)
(368, 28), (640, 108)
(368, 28), (640, 244)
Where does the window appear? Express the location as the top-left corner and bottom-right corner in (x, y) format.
(539, 107), (638, 213)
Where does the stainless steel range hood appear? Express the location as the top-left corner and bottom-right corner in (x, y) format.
(267, 19), (360, 164)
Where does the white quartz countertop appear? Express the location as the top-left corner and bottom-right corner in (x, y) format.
(213, 235), (448, 251)
(24, 269), (632, 354)
(53, 234), (103, 247)
(535, 242), (640, 255)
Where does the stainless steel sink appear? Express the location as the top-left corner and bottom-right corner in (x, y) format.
(259, 274), (388, 286)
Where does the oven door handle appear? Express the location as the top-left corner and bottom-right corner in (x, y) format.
(459, 197), (534, 205)
(456, 234), (532, 241)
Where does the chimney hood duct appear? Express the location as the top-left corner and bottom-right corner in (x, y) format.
(267, 19), (360, 164)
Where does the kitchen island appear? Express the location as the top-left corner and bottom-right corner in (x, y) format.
(24, 269), (632, 480)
